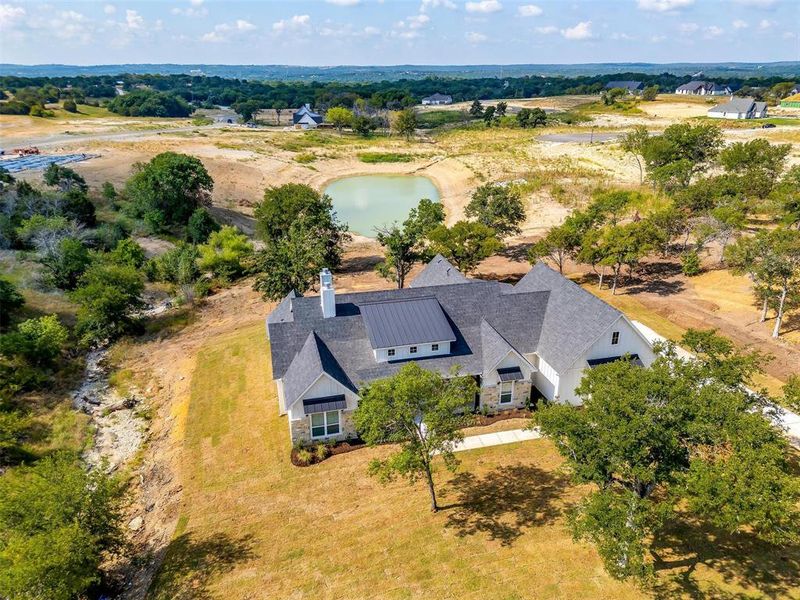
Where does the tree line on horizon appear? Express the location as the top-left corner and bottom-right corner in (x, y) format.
(1, 71), (797, 117)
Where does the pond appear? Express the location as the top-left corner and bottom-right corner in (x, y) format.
(324, 175), (440, 237)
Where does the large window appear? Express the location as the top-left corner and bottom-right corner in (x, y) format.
(611, 331), (620, 345)
(500, 382), (513, 404)
(311, 411), (340, 438)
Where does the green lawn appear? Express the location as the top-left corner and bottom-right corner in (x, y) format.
(148, 322), (800, 599)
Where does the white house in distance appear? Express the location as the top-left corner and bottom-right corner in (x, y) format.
(266, 257), (655, 445)
(675, 81), (732, 96)
(708, 97), (768, 120)
(421, 93), (453, 105)
(292, 104), (323, 129)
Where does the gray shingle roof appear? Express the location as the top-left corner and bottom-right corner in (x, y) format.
(604, 81), (643, 91)
(709, 97), (756, 114)
(409, 254), (471, 288)
(360, 297), (456, 349)
(511, 263), (622, 372)
(268, 259), (624, 408)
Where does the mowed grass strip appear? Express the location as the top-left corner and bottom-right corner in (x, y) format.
(149, 321), (800, 599)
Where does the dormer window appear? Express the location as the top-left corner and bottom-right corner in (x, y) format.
(410, 346), (418, 354)
(611, 331), (620, 345)
(387, 348), (395, 357)
(431, 343), (439, 351)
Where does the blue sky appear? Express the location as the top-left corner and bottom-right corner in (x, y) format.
(0, 0), (797, 65)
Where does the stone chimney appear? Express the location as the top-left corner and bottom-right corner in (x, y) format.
(320, 268), (335, 318)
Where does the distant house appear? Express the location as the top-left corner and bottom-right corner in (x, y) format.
(675, 81), (732, 96)
(603, 81), (644, 94)
(421, 93), (453, 106)
(708, 97), (768, 120)
(292, 104), (323, 129)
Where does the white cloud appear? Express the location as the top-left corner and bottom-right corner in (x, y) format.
(466, 31), (487, 42)
(465, 1), (502, 14)
(235, 19), (256, 31)
(732, 19), (748, 29)
(272, 14), (311, 33)
(679, 22), (699, 33)
(201, 30), (224, 43)
(561, 20), (593, 40)
(535, 25), (557, 34)
(703, 25), (723, 38)
(517, 4), (542, 17)
(637, 0), (694, 13)
(611, 32), (636, 40)
(125, 9), (143, 30)
(421, 0), (456, 10)
(407, 14), (430, 28)
(650, 34), (666, 42)
(171, 6), (208, 17)
(103, 4), (116, 15)
(0, 4), (25, 29)
(190, 0), (204, 5)
(758, 18), (774, 29)
(390, 29), (420, 39)
(326, 0), (361, 4)
(363, 25), (380, 36)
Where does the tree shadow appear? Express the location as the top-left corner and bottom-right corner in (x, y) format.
(339, 252), (383, 274)
(500, 241), (533, 263)
(208, 206), (257, 236)
(650, 516), (800, 600)
(149, 531), (257, 600)
(623, 260), (686, 296)
(442, 464), (570, 546)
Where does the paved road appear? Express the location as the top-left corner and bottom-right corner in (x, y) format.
(537, 132), (620, 143)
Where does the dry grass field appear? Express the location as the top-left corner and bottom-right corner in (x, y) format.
(144, 320), (800, 600)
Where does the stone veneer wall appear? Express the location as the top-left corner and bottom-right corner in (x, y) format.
(290, 410), (358, 445)
(480, 380), (532, 412)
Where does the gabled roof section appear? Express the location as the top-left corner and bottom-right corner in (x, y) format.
(604, 80), (643, 91)
(268, 290), (296, 325)
(361, 297), (456, 349)
(709, 97), (756, 113)
(282, 332), (354, 409)
(480, 319), (518, 374)
(513, 262), (622, 372)
(409, 254), (470, 288)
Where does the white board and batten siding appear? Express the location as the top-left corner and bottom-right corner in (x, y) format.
(285, 373), (359, 422)
(531, 354), (559, 402)
(373, 341), (451, 363)
(556, 316), (656, 405)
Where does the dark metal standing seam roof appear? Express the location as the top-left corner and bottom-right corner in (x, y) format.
(497, 367), (524, 381)
(303, 395), (347, 415)
(360, 297), (456, 349)
(586, 354), (643, 368)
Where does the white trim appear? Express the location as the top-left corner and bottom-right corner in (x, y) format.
(499, 381), (514, 404)
(285, 372), (350, 412)
(490, 348), (537, 375)
(310, 409), (341, 439)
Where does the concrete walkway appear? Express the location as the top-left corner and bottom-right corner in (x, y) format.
(454, 427), (540, 453)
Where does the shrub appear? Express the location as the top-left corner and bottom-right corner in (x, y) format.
(314, 443), (330, 461)
(0, 278), (24, 329)
(197, 226), (253, 283)
(294, 152), (316, 164)
(12, 315), (69, 367)
(295, 448), (313, 466)
(62, 99), (78, 113)
(358, 152), (414, 164)
(681, 250), (702, 276)
(108, 238), (146, 268)
(186, 207), (220, 244)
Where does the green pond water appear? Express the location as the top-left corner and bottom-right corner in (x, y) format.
(324, 175), (440, 237)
